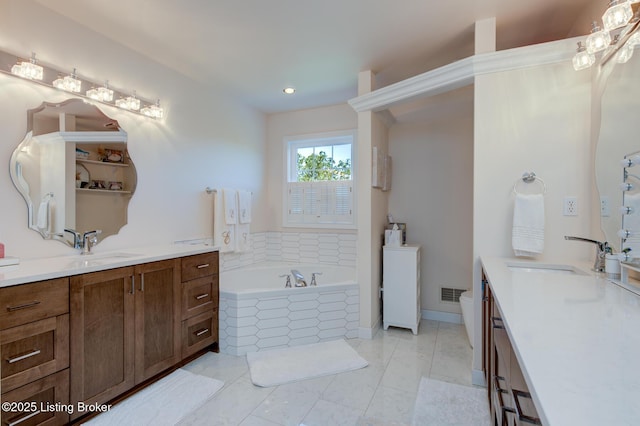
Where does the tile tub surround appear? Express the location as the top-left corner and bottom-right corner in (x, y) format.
(219, 285), (359, 356)
(219, 231), (357, 272)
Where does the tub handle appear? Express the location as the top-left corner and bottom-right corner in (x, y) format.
(311, 272), (323, 286)
(279, 274), (292, 288)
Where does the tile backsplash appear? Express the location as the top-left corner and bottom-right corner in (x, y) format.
(220, 231), (357, 271)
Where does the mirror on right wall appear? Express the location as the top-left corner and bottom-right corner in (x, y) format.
(595, 39), (640, 256)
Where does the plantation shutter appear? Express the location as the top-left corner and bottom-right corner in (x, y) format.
(286, 181), (353, 225)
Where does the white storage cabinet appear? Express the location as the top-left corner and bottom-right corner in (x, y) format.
(382, 245), (421, 334)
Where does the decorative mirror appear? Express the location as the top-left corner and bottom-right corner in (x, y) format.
(9, 99), (137, 248)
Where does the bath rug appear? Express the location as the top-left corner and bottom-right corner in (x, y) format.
(84, 368), (224, 426)
(246, 339), (368, 387)
(411, 377), (491, 426)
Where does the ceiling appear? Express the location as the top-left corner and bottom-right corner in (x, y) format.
(36, 0), (596, 114)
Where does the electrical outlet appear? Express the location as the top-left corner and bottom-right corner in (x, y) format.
(601, 196), (610, 217)
(563, 196), (578, 216)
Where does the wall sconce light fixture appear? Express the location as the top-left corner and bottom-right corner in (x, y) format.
(0, 49), (163, 119)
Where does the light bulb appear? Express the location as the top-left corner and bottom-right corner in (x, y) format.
(621, 182), (635, 191)
(586, 21), (612, 54)
(86, 81), (114, 102)
(10, 53), (43, 80)
(141, 99), (164, 119)
(620, 206), (635, 215)
(52, 69), (81, 93)
(602, 0), (633, 32)
(115, 91), (140, 111)
(573, 42), (596, 70)
(621, 155), (640, 167)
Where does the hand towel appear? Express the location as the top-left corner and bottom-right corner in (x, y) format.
(512, 193), (545, 257)
(238, 190), (252, 224)
(214, 191), (236, 253)
(236, 223), (251, 253)
(37, 198), (49, 231)
(223, 189), (238, 225)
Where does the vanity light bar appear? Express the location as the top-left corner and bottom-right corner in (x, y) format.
(0, 49), (164, 119)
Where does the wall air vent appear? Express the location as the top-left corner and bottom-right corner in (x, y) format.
(441, 287), (465, 303)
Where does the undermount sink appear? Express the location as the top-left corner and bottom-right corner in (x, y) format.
(506, 261), (588, 276)
(67, 252), (141, 266)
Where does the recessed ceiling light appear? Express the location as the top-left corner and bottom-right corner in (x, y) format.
(283, 87), (296, 95)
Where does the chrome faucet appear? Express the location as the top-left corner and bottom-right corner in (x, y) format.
(63, 228), (101, 254)
(64, 228), (83, 249)
(82, 230), (102, 255)
(564, 236), (611, 272)
(291, 269), (307, 287)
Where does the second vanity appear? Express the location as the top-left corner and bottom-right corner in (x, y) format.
(482, 257), (640, 426)
(0, 244), (219, 425)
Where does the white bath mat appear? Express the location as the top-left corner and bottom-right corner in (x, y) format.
(84, 368), (224, 426)
(246, 339), (368, 387)
(411, 377), (491, 426)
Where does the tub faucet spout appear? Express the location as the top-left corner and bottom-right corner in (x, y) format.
(291, 269), (307, 287)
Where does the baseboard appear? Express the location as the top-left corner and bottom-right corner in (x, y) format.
(358, 315), (381, 339)
(472, 369), (486, 387)
(421, 309), (463, 324)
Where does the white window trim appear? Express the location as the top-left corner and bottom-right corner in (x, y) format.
(283, 129), (357, 229)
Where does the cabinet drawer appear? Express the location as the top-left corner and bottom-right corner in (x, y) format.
(182, 276), (218, 320)
(1, 369), (69, 426)
(182, 310), (217, 358)
(0, 278), (69, 330)
(1, 315), (69, 393)
(181, 252), (218, 282)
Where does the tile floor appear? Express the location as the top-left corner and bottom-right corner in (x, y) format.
(178, 320), (480, 426)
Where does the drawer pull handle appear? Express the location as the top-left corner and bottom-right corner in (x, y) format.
(195, 293), (209, 300)
(491, 316), (505, 329)
(8, 410), (41, 426)
(6, 301), (41, 312)
(7, 349), (41, 364)
(513, 389), (542, 425)
(195, 328), (209, 337)
(196, 263), (210, 269)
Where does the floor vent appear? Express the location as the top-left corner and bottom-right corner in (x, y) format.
(441, 287), (465, 303)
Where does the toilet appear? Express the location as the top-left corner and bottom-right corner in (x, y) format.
(459, 290), (473, 348)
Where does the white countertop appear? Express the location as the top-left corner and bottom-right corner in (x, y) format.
(481, 257), (640, 426)
(0, 242), (218, 288)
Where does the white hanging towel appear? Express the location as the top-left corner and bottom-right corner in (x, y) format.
(214, 190), (236, 252)
(238, 190), (252, 224)
(236, 223), (251, 253)
(223, 189), (238, 224)
(512, 193), (545, 257)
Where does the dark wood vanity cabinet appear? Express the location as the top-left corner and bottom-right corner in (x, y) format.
(0, 277), (70, 426)
(1, 250), (218, 425)
(483, 270), (541, 426)
(69, 259), (181, 420)
(180, 252), (219, 358)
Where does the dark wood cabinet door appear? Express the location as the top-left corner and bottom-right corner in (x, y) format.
(70, 266), (135, 419)
(134, 259), (181, 384)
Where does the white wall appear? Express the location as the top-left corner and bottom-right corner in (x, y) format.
(0, 1), (267, 259)
(388, 85), (474, 315)
(472, 60), (593, 377)
(265, 103), (357, 231)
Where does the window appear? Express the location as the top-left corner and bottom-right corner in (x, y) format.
(284, 130), (356, 228)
